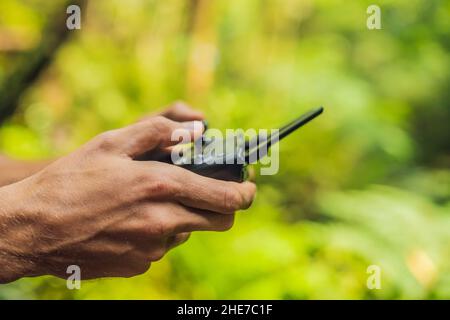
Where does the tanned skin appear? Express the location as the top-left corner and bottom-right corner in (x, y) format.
(0, 102), (256, 283)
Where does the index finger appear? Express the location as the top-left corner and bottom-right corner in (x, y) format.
(167, 164), (257, 214)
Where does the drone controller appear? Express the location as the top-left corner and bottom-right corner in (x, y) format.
(171, 107), (324, 182)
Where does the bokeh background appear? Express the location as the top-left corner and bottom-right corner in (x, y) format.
(0, 0), (449, 299)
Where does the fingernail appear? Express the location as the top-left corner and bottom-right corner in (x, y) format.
(202, 120), (209, 131)
(183, 121), (204, 132)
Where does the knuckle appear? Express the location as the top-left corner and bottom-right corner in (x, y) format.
(151, 115), (171, 130)
(143, 116), (174, 143)
(149, 216), (173, 237)
(94, 130), (120, 152)
(142, 178), (178, 198)
(160, 117), (179, 137)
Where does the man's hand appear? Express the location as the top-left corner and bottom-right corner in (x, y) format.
(0, 101), (203, 187)
(0, 110), (256, 283)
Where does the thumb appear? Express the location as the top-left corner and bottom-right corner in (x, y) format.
(114, 116), (204, 157)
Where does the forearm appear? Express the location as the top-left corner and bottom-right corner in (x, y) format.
(0, 155), (52, 187)
(0, 181), (39, 283)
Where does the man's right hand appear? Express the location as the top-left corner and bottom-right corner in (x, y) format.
(0, 115), (256, 283)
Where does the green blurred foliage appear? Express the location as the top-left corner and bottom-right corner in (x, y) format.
(0, 0), (449, 299)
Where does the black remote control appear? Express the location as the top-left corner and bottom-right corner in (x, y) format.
(172, 107), (324, 182)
